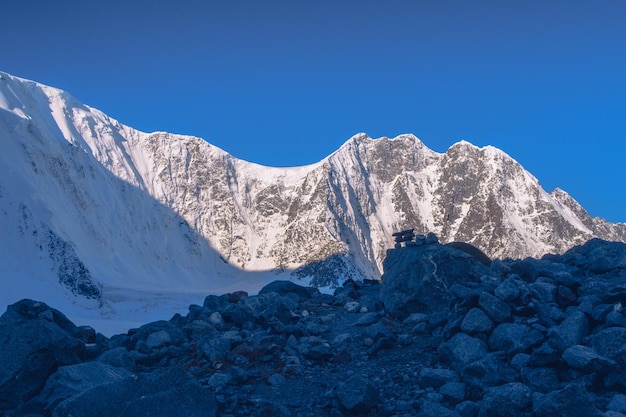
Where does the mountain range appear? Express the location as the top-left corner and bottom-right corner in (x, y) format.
(1, 71), (624, 331)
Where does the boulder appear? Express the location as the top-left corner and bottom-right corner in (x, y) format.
(462, 352), (518, 387)
(494, 276), (524, 302)
(258, 280), (314, 300)
(52, 367), (216, 417)
(440, 381), (466, 403)
(22, 362), (130, 413)
(478, 292), (511, 323)
(460, 307), (493, 335)
(532, 383), (602, 417)
(438, 333), (488, 371)
(129, 320), (185, 352)
(548, 310), (589, 353)
(335, 375), (379, 414)
(520, 367), (560, 393)
(608, 394), (626, 414)
(488, 323), (544, 356)
(590, 327), (626, 365)
(418, 368), (459, 388)
(560, 238), (626, 275)
(480, 382), (532, 417)
(562, 344), (616, 374)
(380, 242), (491, 319)
(0, 300), (85, 411)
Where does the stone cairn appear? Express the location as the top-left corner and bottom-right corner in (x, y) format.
(393, 229), (439, 248)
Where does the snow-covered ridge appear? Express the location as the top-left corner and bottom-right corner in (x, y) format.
(1, 70), (625, 333)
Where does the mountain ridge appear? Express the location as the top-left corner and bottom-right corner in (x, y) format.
(1, 70), (624, 330)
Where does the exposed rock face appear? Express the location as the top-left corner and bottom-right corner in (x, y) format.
(2, 71), (626, 305)
(2, 238), (626, 416)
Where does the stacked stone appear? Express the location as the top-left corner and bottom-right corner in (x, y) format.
(392, 228), (416, 248)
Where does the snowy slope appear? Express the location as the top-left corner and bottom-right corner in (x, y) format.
(1, 71), (624, 333)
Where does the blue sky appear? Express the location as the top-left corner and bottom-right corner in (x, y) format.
(2, 1), (625, 222)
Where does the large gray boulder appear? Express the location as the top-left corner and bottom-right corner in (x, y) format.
(480, 382), (532, 417)
(532, 383), (602, 417)
(0, 300), (85, 411)
(335, 375), (379, 414)
(52, 367), (216, 417)
(439, 333), (489, 371)
(380, 242), (491, 319)
(22, 362), (131, 414)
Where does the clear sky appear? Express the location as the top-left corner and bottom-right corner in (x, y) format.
(2, 1), (625, 222)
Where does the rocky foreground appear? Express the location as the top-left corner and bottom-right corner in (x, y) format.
(2, 236), (626, 416)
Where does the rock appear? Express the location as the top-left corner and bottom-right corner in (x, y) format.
(530, 281), (558, 303)
(97, 347), (136, 371)
(510, 353), (530, 370)
(335, 375), (379, 414)
(267, 373), (286, 386)
(528, 342), (561, 367)
(444, 241), (492, 266)
(478, 292), (512, 323)
(494, 276), (522, 302)
(380, 242), (490, 319)
(145, 330), (172, 350)
(0, 300), (84, 411)
(460, 307), (493, 335)
(203, 294), (230, 313)
(228, 290), (248, 304)
(591, 303), (613, 321)
(208, 372), (231, 389)
(532, 383), (602, 417)
(590, 327), (626, 364)
(488, 323), (544, 355)
(520, 367), (560, 393)
(418, 368), (459, 388)
(462, 352), (518, 387)
(258, 280), (313, 300)
(560, 238), (626, 275)
(425, 232), (439, 244)
(417, 399), (455, 416)
(52, 367), (216, 417)
(608, 394), (626, 414)
(562, 344), (616, 373)
(548, 310), (589, 353)
(606, 310), (626, 327)
(22, 362), (130, 413)
(221, 303), (255, 327)
(352, 312), (380, 327)
(556, 285), (577, 306)
(438, 333), (488, 371)
(250, 293), (297, 325)
(439, 381), (466, 403)
(129, 320), (185, 351)
(74, 326), (97, 344)
(209, 312), (225, 328)
(456, 401), (480, 417)
(480, 382), (532, 417)
(201, 337), (232, 362)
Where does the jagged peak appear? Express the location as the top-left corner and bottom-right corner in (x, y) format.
(335, 132), (430, 155)
(447, 139), (479, 151)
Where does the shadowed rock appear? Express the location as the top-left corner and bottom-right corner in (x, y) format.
(380, 242), (491, 319)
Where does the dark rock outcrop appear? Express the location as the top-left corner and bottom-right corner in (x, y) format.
(380, 240), (491, 319)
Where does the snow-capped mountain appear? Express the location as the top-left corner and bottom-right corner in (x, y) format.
(1, 71), (624, 330)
